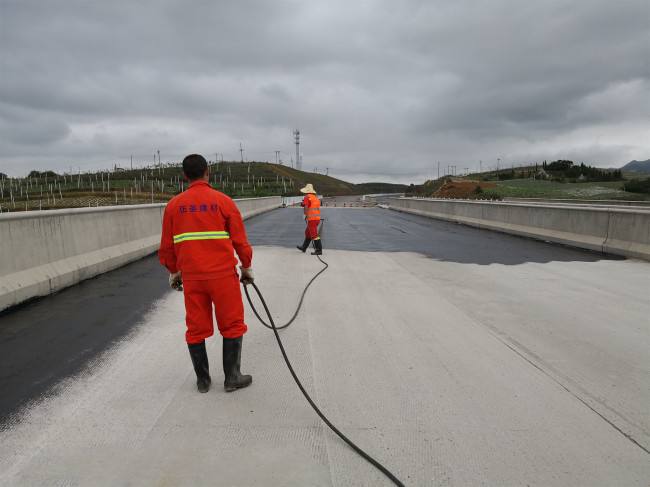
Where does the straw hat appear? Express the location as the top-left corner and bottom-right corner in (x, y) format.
(300, 183), (316, 194)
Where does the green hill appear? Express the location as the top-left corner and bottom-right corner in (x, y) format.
(354, 182), (409, 194)
(262, 164), (357, 195)
(620, 159), (650, 174)
(0, 160), (400, 212)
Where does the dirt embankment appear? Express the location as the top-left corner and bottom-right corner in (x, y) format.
(433, 179), (496, 198)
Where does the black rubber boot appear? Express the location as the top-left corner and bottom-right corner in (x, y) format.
(223, 336), (253, 392)
(188, 341), (211, 393)
(296, 238), (311, 253)
(311, 239), (323, 255)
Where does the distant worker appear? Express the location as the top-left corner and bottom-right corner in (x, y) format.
(159, 154), (254, 394)
(296, 183), (323, 255)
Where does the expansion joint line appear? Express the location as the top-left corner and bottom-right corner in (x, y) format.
(602, 210), (612, 253)
(499, 336), (649, 455)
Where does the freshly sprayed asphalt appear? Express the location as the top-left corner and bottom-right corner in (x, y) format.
(1, 207), (648, 486)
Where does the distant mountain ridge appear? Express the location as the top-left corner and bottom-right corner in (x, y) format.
(621, 159), (650, 173)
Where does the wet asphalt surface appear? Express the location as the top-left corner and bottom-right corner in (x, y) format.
(249, 206), (619, 265)
(0, 206), (619, 425)
(0, 257), (170, 424)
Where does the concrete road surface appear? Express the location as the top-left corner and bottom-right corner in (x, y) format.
(1, 207), (649, 486)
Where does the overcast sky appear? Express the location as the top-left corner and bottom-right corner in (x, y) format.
(1, 0), (648, 183)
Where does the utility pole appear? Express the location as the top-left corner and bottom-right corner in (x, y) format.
(240, 143), (244, 163)
(437, 161), (440, 180)
(479, 160), (482, 174)
(497, 158), (501, 181)
(130, 155), (133, 171)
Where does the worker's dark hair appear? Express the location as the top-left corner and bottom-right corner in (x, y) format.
(182, 154), (208, 180)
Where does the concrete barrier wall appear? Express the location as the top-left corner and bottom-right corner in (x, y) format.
(281, 195), (324, 207)
(282, 196), (305, 207)
(503, 197), (650, 207)
(231, 196), (282, 220)
(388, 198), (650, 261)
(363, 193), (405, 205)
(604, 210), (650, 259)
(0, 196), (280, 311)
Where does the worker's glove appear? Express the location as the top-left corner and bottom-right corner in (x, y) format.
(239, 266), (254, 285)
(169, 271), (183, 291)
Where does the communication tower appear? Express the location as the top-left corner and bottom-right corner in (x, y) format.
(293, 129), (301, 171)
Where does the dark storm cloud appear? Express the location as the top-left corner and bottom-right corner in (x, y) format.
(0, 0), (648, 180)
(0, 103), (71, 148)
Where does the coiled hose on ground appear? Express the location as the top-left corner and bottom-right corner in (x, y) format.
(242, 229), (406, 486)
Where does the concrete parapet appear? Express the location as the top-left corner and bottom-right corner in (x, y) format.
(604, 210), (650, 261)
(503, 197), (650, 207)
(388, 197), (650, 261)
(0, 196), (280, 311)
(229, 196), (282, 220)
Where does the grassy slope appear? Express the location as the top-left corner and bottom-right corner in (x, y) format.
(494, 179), (650, 200)
(266, 164), (357, 195)
(210, 163), (406, 196)
(0, 161), (382, 212)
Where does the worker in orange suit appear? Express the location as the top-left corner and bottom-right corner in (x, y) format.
(296, 183), (323, 255)
(159, 154), (253, 394)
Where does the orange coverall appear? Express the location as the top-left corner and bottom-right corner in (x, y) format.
(159, 180), (252, 343)
(303, 193), (321, 239)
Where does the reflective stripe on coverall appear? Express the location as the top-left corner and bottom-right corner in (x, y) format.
(159, 180), (251, 343)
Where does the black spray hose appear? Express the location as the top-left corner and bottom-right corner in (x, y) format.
(245, 219), (328, 331)
(244, 254), (328, 330)
(242, 257), (406, 486)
